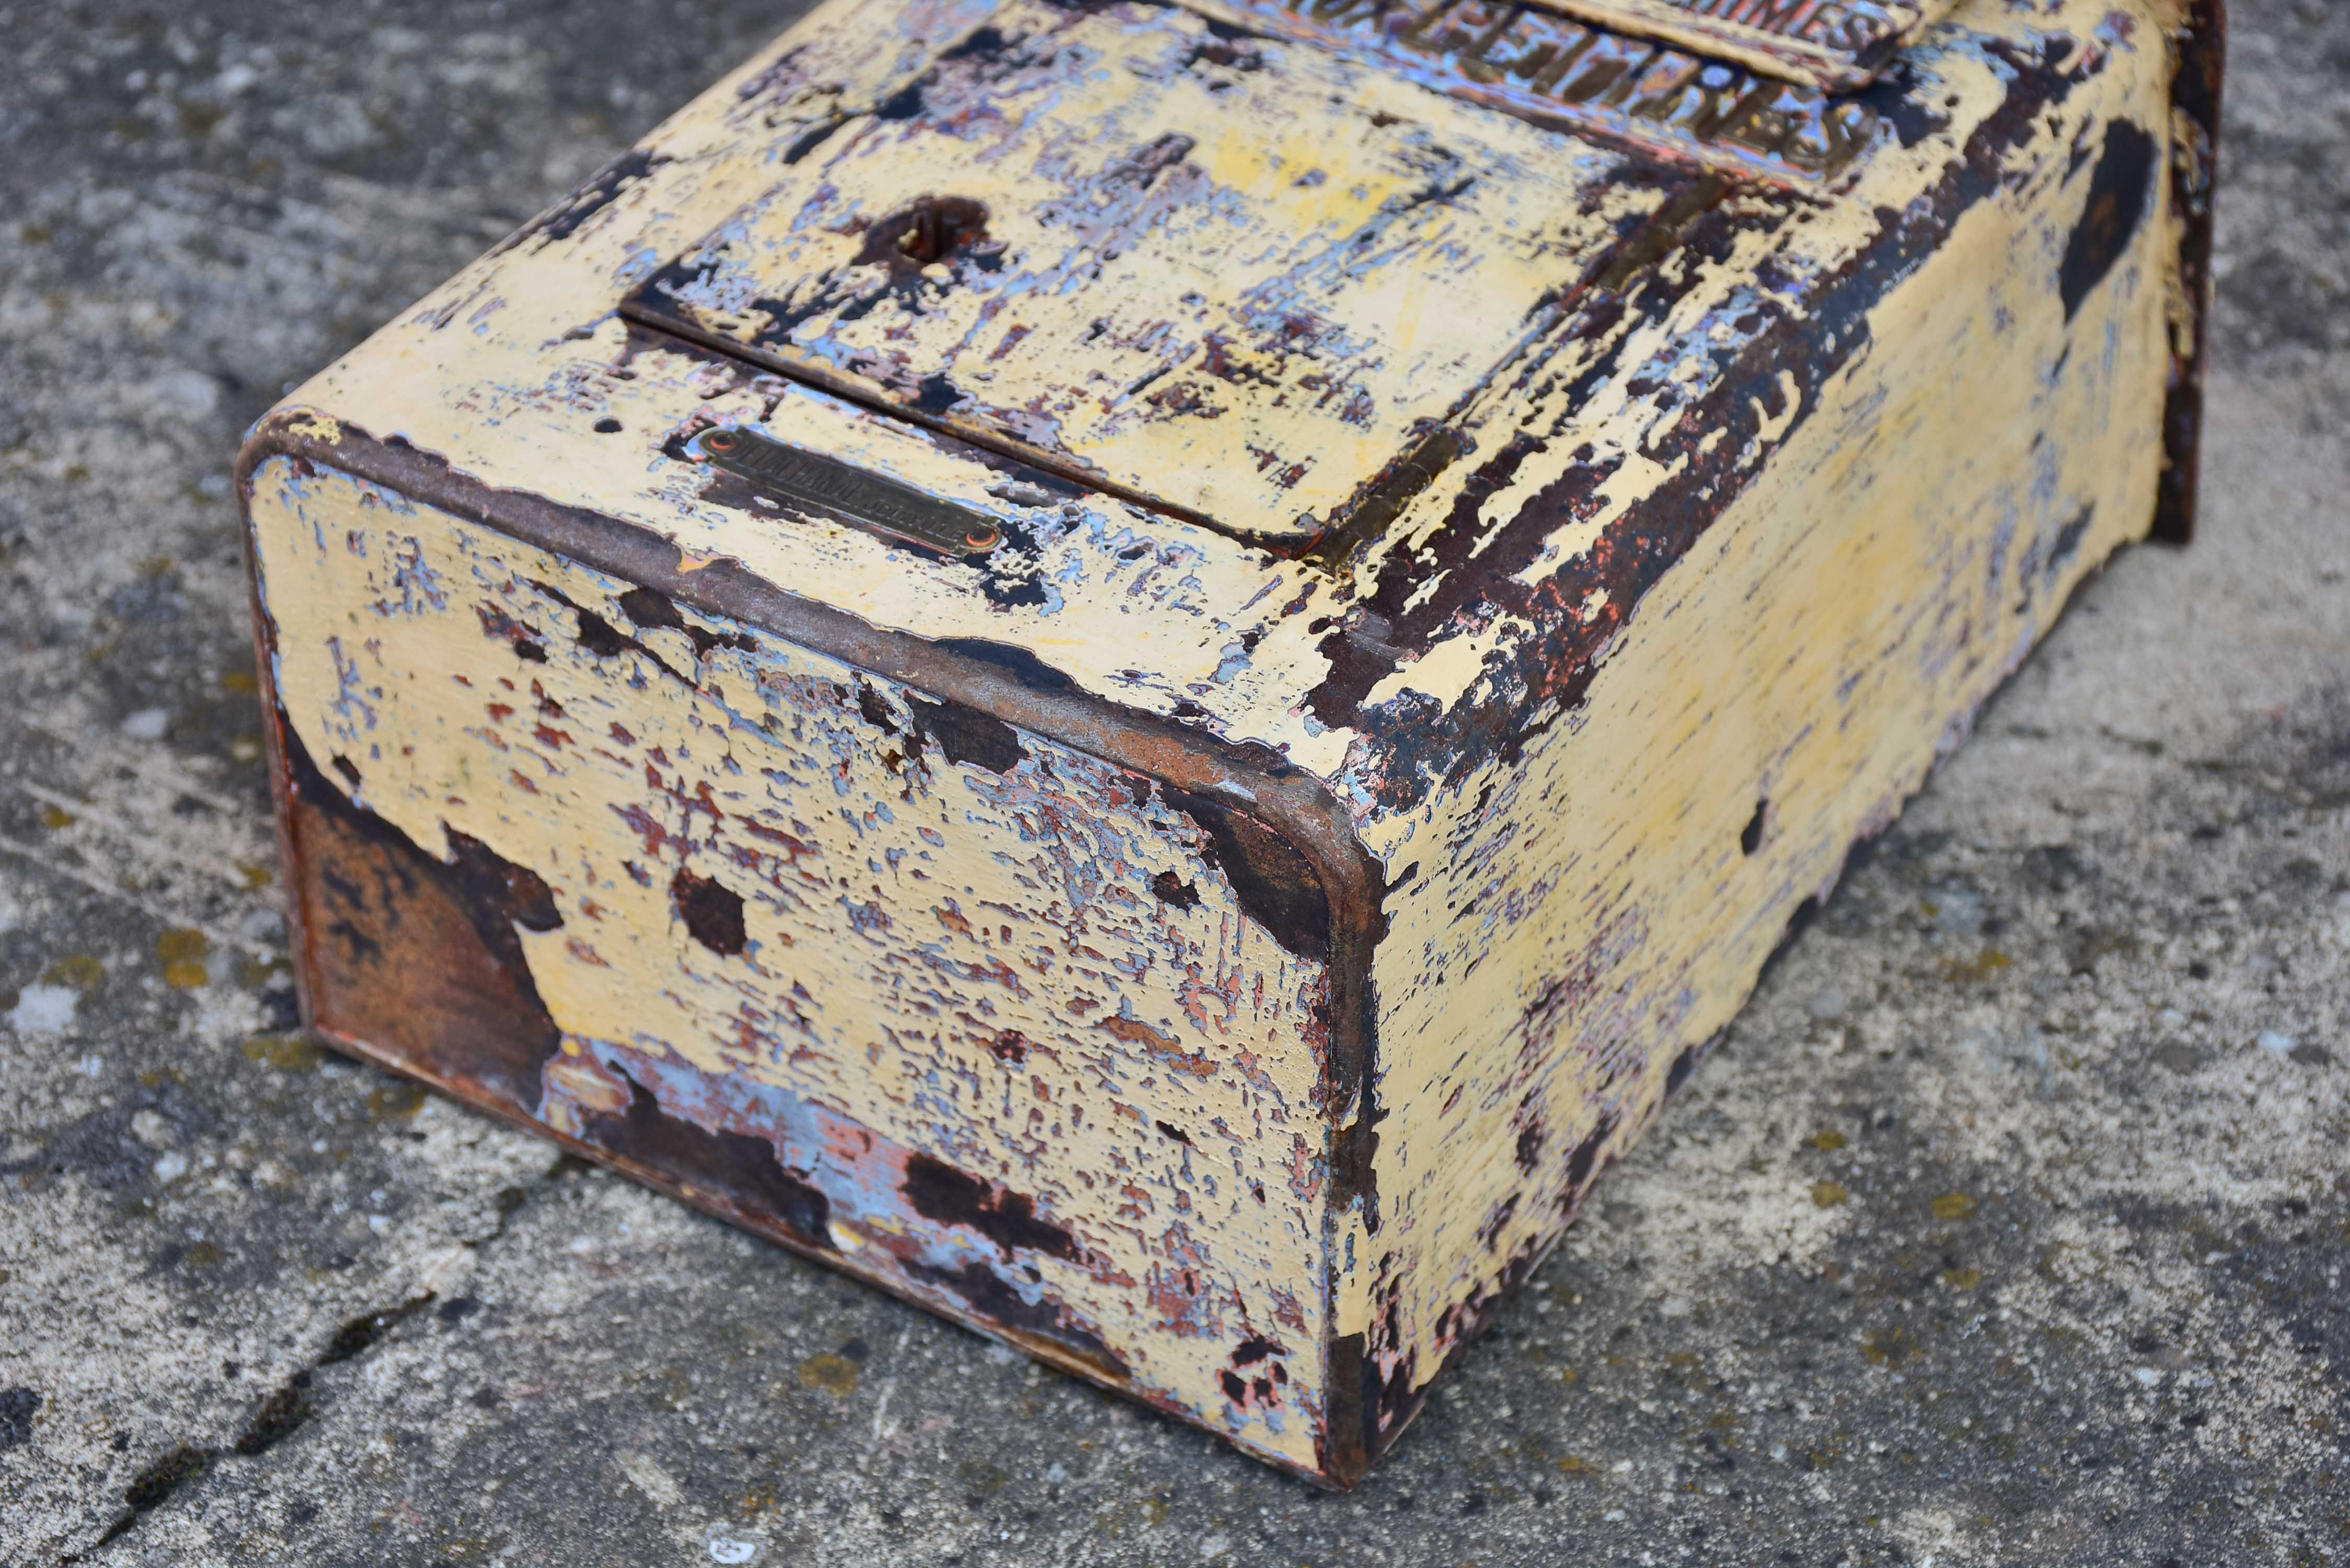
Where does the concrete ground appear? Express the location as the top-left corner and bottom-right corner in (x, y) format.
(1, 0), (2344, 1562)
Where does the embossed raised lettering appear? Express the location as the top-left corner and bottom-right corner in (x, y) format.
(1247, 0), (1880, 182)
(1518, 0), (1945, 89)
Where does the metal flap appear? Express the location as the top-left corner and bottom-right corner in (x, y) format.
(619, 0), (1683, 550)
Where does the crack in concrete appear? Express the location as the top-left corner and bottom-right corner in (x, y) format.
(64, 1292), (437, 1560)
(58, 1081), (572, 1558)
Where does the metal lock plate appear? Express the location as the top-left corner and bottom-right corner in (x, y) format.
(685, 425), (1005, 558)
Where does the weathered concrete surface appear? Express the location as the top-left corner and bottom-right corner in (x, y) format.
(0, 1), (2343, 1563)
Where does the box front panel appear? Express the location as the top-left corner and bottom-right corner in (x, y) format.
(245, 458), (1333, 1471)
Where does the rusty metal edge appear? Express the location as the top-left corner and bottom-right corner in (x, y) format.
(231, 417), (1393, 1489)
(298, 1017), (1343, 1488)
(2150, 0), (2225, 547)
(236, 453), (325, 1075)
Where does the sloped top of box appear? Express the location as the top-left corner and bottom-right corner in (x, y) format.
(619, 0), (1674, 551)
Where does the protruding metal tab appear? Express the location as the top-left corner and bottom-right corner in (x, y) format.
(687, 426), (1004, 558)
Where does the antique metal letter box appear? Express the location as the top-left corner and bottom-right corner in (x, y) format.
(240, 0), (2222, 1484)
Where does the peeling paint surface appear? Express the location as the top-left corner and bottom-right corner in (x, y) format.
(1347, 89), (2176, 1435)
(237, 0), (2219, 1484)
(625, 0), (1677, 545)
(250, 461), (1332, 1471)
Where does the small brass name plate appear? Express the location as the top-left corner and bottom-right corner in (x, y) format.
(1196, 0), (1883, 182)
(688, 426), (1004, 558)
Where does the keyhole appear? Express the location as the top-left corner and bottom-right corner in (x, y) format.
(863, 196), (990, 269)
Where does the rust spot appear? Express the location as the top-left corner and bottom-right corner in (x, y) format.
(2059, 122), (2156, 320)
(1184, 36), (1264, 73)
(855, 195), (993, 271)
(529, 579), (687, 683)
(780, 114), (851, 165)
(574, 607), (639, 659)
(617, 584), (755, 660)
(987, 1030), (1028, 1063)
(1740, 799), (1767, 856)
(1150, 869), (1201, 910)
(2038, 503), (2094, 582)
(283, 729), (561, 1116)
(902, 1256), (1128, 1380)
(906, 693), (1023, 774)
(1306, 425), (1464, 569)
(1098, 1014), (1214, 1077)
(491, 148), (669, 256)
(577, 1069), (834, 1248)
(447, 830), (562, 933)
(1159, 786), (1330, 961)
(1560, 1112), (1616, 1205)
(901, 1155), (1080, 1260)
(1097, 1013), (1180, 1052)
(475, 602), (547, 663)
(854, 682), (899, 734)
(671, 869), (747, 956)
(1477, 1193), (1520, 1251)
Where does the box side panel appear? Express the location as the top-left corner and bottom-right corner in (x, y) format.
(1341, 32), (2179, 1444)
(244, 460), (1332, 1473)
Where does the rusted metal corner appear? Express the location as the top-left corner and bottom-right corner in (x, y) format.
(2151, 0), (2225, 548)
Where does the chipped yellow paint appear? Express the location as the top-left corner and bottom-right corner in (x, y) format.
(278, 410), (342, 446)
(1333, 10), (2178, 1426)
(251, 460), (1331, 1471)
(239, 0), (2211, 1482)
(629, 0), (1672, 542)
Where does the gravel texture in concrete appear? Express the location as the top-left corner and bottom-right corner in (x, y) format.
(1, 1), (2345, 1563)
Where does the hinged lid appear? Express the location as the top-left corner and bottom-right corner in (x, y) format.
(620, 0), (1683, 550)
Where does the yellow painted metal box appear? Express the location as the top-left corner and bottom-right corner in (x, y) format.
(238, 0), (2223, 1484)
